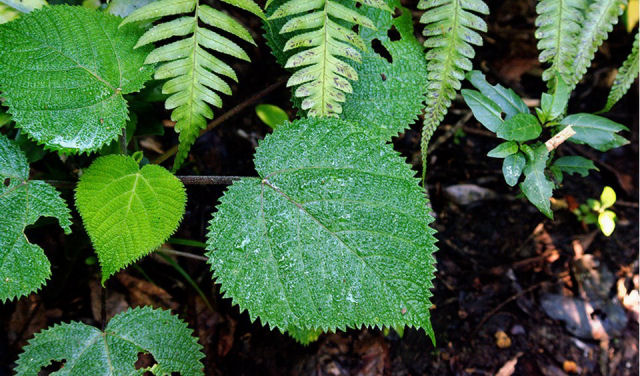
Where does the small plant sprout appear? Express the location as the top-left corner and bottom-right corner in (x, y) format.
(574, 186), (618, 237)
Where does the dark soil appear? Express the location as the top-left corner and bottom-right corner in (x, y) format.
(1, 0), (638, 375)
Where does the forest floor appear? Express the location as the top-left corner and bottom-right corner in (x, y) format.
(1, 0), (638, 375)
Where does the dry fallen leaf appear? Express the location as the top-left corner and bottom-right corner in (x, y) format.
(495, 330), (512, 348)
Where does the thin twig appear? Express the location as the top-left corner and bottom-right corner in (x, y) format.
(101, 287), (107, 330)
(177, 175), (247, 185)
(471, 274), (569, 337)
(153, 77), (288, 165)
(45, 175), (249, 189)
(427, 111), (473, 154)
(158, 247), (208, 262)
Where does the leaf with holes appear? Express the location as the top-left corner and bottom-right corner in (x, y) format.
(206, 117), (437, 340)
(15, 306), (204, 375)
(0, 134), (71, 302)
(0, 6), (153, 153)
(264, 0), (428, 138)
(75, 155), (186, 283)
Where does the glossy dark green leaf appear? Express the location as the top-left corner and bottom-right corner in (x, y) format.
(560, 113), (629, 151)
(502, 152), (526, 186)
(496, 113), (542, 141)
(467, 70), (529, 118)
(520, 145), (554, 218)
(550, 156), (597, 182)
(488, 141), (518, 158)
(461, 89), (503, 132)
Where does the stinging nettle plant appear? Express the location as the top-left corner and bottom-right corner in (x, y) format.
(0, 0), (634, 373)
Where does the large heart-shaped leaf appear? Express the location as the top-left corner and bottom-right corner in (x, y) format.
(0, 6), (153, 153)
(76, 155), (186, 282)
(0, 134), (71, 302)
(207, 117), (437, 340)
(15, 306), (204, 375)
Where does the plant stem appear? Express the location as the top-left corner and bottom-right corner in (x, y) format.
(158, 247), (207, 261)
(177, 175), (245, 185)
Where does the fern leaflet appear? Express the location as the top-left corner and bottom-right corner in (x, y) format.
(569, 0), (626, 89)
(268, 0), (390, 117)
(601, 30), (639, 112)
(418, 0), (489, 180)
(121, 0), (263, 170)
(535, 0), (586, 85)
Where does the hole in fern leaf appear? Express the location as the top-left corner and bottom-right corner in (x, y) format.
(387, 25), (401, 41)
(135, 352), (157, 374)
(380, 73), (387, 81)
(371, 39), (393, 63)
(3, 178), (9, 187)
(392, 7), (402, 18)
(355, 2), (362, 8)
(352, 24), (359, 33)
(38, 360), (65, 375)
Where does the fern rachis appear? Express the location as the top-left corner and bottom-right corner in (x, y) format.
(535, 0), (586, 85)
(121, 0), (263, 170)
(569, 0), (626, 89)
(418, 0), (489, 180)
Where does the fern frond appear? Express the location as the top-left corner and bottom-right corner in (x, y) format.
(569, 0), (626, 88)
(418, 0), (489, 181)
(535, 0), (587, 85)
(269, 0), (390, 117)
(121, 0), (263, 170)
(601, 31), (639, 112)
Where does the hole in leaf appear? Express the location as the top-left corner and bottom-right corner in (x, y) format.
(392, 7), (402, 18)
(387, 25), (401, 41)
(371, 39), (393, 63)
(135, 352), (157, 373)
(3, 178), (10, 187)
(355, 2), (362, 8)
(352, 24), (359, 33)
(380, 73), (387, 81)
(38, 360), (65, 375)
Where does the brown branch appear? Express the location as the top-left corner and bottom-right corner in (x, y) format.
(45, 175), (250, 189)
(153, 77), (288, 165)
(176, 175), (247, 185)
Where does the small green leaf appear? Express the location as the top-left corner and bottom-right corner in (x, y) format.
(519, 145), (554, 218)
(488, 141), (518, 158)
(0, 134), (71, 302)
(256, 104), (289, 129)
(461, 89), (503, 132)
(15, 306), (204, 375)
(598, 210), (616, 236)
(466, 70), (529, 118)
(0, 6), (154, 153)
(496, 113), (542, 141)
(550, 156), (598, 179)
(502, 152), (526, 186)
(76, 155), (186, 283)
(207, 117), (437, 340)
(600, 186), (616, 209)
(560, 113), (629, 151)
(541, 75), (571, 120)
